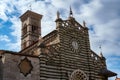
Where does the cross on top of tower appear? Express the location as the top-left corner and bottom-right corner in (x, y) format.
(99, 43), (102, 53)
(29, 4), (32, 10)
(28, 0), (39, 11)
(99, 44), (104, 58)
(69, 6), (73, 17)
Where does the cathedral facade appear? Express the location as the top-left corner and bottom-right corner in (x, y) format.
(0, 9), (117, 80)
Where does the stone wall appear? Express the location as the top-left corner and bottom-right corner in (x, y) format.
(0, 57), (3, 80)
(2, 53), (40, 80)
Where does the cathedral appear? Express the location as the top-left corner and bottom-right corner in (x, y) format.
(0, 8), (117, 80)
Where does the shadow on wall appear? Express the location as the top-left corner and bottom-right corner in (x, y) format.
(0, 56), (3, 80)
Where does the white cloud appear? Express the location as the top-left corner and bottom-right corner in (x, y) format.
(76, 0), (120, 56)
(6, 16), (21, 51)
(89, 18), (120, 56)
(51, 0), (71, 9)
(0, 0), (9, 21)
(107, 57), (120, 79)
(9, 16), (21, 38)
(0, 35), (10, 42)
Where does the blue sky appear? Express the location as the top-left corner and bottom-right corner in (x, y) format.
(0, 0), (120, 80)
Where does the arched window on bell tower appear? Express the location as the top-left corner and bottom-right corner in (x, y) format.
(31, 25), (38, 33)
(22, 24), (27, 36)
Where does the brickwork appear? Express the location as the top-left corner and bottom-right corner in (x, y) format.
(1, 53), (40, 80)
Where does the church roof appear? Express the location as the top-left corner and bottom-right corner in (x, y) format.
(0, 50), (17, 54)
(0, 50), (38, 58)
(43, 30), (57, 39)
(99, 68), (117, 77)
(20, 10), (42, 22)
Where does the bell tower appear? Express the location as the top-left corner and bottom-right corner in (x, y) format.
(20, 10), (42, 50)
